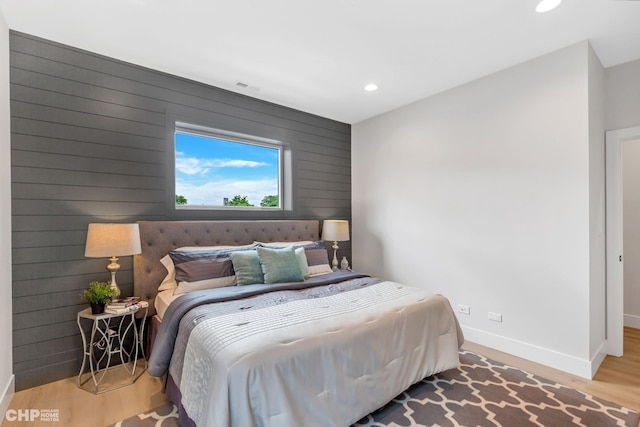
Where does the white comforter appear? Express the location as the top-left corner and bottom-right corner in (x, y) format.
(179, 281), (462, 427)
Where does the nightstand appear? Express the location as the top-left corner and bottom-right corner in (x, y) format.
(76, 303), (148, 394)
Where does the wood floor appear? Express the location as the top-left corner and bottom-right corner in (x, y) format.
(3, 328), (640, 427)
(1, 371), (169, 427)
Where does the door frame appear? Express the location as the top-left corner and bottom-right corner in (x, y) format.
(606, 126), (640, 357)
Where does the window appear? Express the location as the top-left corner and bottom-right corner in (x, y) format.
(174, 123), (288, 210)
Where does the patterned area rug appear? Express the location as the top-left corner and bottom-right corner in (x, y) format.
(107, 402), (179, 427)
(107, 351), (639, 427)
(354, 351), (639, 426)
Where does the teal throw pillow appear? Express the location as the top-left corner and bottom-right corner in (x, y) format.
(230, 250), (264, 286)
(256, 246), (304, 284)
(295, 247), (310, 279)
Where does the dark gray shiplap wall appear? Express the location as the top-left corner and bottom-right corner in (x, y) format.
(10, 31), (351, 390)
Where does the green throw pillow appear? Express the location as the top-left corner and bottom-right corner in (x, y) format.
(230, 250), (264, 286)
(295, 247), (310, 279)
(256, 246), (304, 284)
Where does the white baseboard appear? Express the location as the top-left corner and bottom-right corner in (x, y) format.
(0, 374), (14, 419)
(589, 340), (608, 378)
(462, 325), (605, 379)
(624, 313), (640, 329)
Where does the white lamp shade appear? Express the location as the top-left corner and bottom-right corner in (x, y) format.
(84, 223), (142, 257)
(322, 220), (350, 242)
(536, 0), (562, 13)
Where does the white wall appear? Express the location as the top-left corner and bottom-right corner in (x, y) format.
(0, 10), (13, 414)
(623, 138), (640, 328)
(353, 41), (605, 378)
(587, 45), (606, 373)
(605, 58), (640, 131)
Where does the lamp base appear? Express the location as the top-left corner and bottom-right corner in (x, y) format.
(331, 241), (339, 271)
(109, 278), (121, 299)
(107, 256), (121, 299)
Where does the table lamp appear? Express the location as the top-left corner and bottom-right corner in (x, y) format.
(321, 220), (350, 271)
(84, 223), (142, 298)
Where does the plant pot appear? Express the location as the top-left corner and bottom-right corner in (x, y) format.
(90, 302), (106, 315)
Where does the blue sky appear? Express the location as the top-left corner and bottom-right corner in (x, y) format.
(175, 132), (279, 206)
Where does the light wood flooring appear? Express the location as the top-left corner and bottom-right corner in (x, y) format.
(2, 371), (169, 427)
(3, 328), (640, 427)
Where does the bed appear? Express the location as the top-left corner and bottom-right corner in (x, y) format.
(134, 220), (463, 427)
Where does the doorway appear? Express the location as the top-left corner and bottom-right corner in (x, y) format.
(606, 126), (640, 357)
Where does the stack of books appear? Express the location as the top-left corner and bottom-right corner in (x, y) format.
(105, 297), (148, 315)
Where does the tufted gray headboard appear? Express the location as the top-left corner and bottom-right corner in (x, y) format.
(133, 220), (320, 316)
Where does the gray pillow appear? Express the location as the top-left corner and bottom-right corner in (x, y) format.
(256, 246), (304, 284)
(304, 248), (333, 276)
(169, 249), (233, 283)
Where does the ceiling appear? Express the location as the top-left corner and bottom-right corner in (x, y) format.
(1, 0), (639, 124)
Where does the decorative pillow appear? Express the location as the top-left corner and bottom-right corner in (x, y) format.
(256, 246), (304, 284)
(158, 244), (256, 291)
(305, 248), (333, 276)
(295, 247), (310, 279)
(230, 250), (264, 286)
(169, 248), (243, 295)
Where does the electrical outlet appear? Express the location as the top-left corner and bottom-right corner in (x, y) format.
(457, 304), (470, 315)
(488, 312), (502, 322)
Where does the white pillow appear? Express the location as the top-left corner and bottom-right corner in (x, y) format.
(173, 275), (237, 295)
(308, 264), (334, 276)
(158, 254), (177, 291)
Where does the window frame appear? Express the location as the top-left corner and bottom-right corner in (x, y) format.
(171, 121), (292, 212)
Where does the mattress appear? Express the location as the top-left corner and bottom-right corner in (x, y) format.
(154, 289), (182, 320)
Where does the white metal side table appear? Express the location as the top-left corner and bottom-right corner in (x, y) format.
(76, 303), (148, 394)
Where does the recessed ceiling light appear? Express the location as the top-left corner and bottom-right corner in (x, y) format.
(536, 0), (562, 13)
(364, 83), (378, 92)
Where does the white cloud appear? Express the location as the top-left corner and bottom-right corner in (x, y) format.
(176, 156), (209, 175)
(216, 159), (266, 168)
(175, 154), (267, 176)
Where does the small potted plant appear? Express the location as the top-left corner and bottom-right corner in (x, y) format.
(81, 281), (116, 314)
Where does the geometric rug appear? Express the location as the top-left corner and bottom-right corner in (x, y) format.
(106, 351), (639, 427)
(106, 402), (179, 427)
(353, 351), (639, 427)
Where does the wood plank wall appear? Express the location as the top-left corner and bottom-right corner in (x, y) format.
(10, 31), (352, 390)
